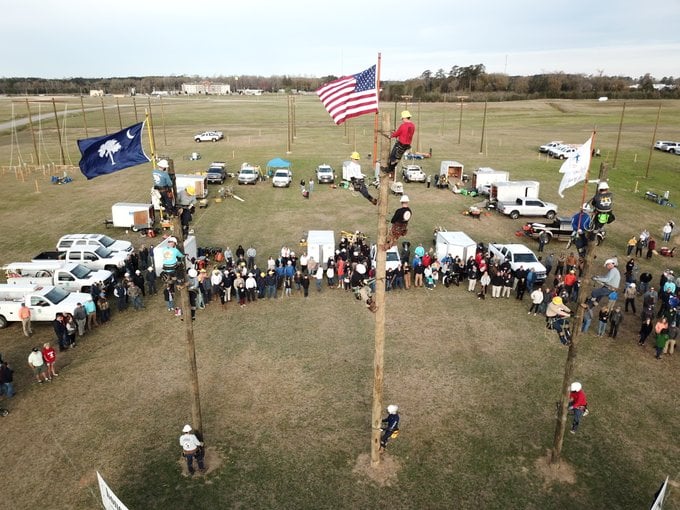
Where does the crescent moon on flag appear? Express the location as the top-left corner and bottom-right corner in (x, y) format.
(126, 129), (135, 139)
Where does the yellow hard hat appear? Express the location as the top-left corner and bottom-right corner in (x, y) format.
(401, 110), (411, 119)
(185, 186), (195, 196)
(552, 296), (563, 305)
(350, 152), (360, 160)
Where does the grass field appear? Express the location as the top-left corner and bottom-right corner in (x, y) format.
(0, 95), (679, 510)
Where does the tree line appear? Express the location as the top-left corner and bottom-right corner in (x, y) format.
(0, 65), (677, 101)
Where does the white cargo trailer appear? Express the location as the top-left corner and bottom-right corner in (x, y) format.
(110, 203), (155, 231)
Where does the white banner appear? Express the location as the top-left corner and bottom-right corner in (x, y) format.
(97, 471), (130, 510)
(650, 476), (669, 510)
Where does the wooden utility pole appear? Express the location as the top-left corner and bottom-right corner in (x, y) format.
(415, 101), (421, 153)
(612, 102), (626, 168)
(25, 99), (40, 166)
(132, 97), (139, 123)
(479, 100), (488, 154)
(167, 157), (204, 435)
(79, 96), (89, 138)
(286, 96), (292, 154)
(645, 104), (662, 179)
(291, 95), (297, 140)
(100, 96), (108, 134)
(457, 96), (466, 144)
(116, 99), (123, 130)
(51, 98), (66, 165)
(370, 112), (392, 466)
(159, 97), (167, 146)
(551, 158), (603, 464)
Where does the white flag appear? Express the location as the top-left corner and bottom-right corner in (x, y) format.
(557, 136), (593, 198)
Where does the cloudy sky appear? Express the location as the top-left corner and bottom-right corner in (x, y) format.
(3, 0), (679, 81)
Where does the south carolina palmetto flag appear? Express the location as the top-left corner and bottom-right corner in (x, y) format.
(316, 65), (379, 125)
(77, 122), (150, 179)
(557, 135), (593, 198)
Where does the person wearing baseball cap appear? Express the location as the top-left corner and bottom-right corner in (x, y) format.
(179, 424), (205, 475)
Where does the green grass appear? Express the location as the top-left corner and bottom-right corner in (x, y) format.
(0, 96), (678, 510)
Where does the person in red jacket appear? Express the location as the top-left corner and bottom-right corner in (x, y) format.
(568, 381), (588, 434)
(41, 342), (58, 379)
(385, 111), (416, 174)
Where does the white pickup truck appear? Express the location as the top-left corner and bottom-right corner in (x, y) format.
(0, 284), (93, 329)
(497, 197), (558, 220)
(33, 247), (128, 274)
(4, 262), (113, 293)
(488, 243), (547, 283)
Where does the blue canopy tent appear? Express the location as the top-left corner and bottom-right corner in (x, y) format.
(266, 157), (292, 177)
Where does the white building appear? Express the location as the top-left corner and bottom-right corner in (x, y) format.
(181, 83), (231, 95)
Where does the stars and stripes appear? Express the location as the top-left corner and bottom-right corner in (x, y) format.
(317, 65), (379, 125)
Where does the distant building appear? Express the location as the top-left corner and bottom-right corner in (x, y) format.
(181, 83), (231, 95)
(89, 90), (104, 97)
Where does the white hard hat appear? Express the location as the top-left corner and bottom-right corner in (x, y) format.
(597, 181), (609, 191)
(387, 404), (399, 414)
(182, 424), (192, 432)
(604, 258), (617, 267)
(157, 159), (169, 169)
(401, 195), (410, 203)
(570, 382), (582, 392)
(188, 268), (198, 277)
(356, 263), (366, 275)
(167, 236), (177, 244)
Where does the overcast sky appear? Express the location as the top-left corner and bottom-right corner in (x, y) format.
(3, 0), (679, 81)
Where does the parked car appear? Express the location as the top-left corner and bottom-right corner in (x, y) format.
(206, 162), (227, 184)
(237, 163), (261, 185)
(550, 145), (578, 159)
(194, 131), (223, 142)
(660, 142), (680, 153)
(316, 164), (335, 184)
(654, 140), (678, 151)
(402, 165), (426, 183)
(271, 169), (293, 188)
(539, 141), (563, 153)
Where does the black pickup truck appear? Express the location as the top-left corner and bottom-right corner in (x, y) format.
(206, 162), (227, 184)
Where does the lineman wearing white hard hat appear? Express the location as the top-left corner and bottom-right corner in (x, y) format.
(384, 195), (412, 249)
(380, 404), (400, 450)
(179, 424), (205, 475)
(568, 382), (588, 434)
(153, 159), (176, 215)
(588, 257), (621, 305)
(385, 110), (416, 175)
(590, 180), (615, 230)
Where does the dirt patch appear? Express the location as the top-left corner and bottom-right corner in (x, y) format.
(177, 447), (224, 478)
(352, 452), (401, 487)
(533, 450), (576, 487)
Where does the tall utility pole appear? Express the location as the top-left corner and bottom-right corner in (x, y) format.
(457, 97), (466, 144)
(24, 99), (40, 165)
(612, 102), (626, 169)
(100, 96), (108, 134)
(370, 112), (392, 466)
(551, 157), (603, 464)
(479, 100), (488, 154)
(51, 98), (66, 165)
(165, 157), (204, 435)
(79, 96), (89, 138)
(116, 99), (123, 130)
(645, 104), (662, 179)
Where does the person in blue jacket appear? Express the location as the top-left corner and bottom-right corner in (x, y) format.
(380, 404), (400, 450)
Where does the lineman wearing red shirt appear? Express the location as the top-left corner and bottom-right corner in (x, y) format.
(568, 381), (588, 434)
(386, 111), (416, 174)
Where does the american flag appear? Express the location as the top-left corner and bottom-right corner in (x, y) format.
(316, 65), (379, 125)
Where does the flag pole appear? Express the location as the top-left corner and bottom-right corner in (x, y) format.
(372, 53), (382, 169)
(146, 110), (157, 166)
(551, 131), (597, 465)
